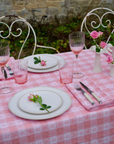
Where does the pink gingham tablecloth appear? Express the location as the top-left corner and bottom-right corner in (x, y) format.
(0, 50), (114, 144)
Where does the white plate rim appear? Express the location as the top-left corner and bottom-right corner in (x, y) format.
(8, 86), (71, 120)
(24, 54), (66, 73)
(28, 55), (58, 70)
(18, 90), (63, 114)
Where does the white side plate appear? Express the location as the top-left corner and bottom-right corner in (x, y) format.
(18, 90), (63, 114)
(24, 54), (65, 73)
(28, 55), (57, 70)
(8, 87), (71, 120)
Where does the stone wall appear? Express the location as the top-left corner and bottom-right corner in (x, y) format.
(0, 0), (114, 23)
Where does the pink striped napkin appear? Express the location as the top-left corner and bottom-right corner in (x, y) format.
(0, 57), (15, 80)
(66, 78), (114, 111)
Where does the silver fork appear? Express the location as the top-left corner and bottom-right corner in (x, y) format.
(6, 64), (14, 75)
(74, 83), (95, 105)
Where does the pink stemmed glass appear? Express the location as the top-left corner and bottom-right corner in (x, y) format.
(0, 41), (13, 94)
(69, 32), (85, 78)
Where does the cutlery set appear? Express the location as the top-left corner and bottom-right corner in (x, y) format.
(74, 82), (102, 105)
(5, 64), (14, 76)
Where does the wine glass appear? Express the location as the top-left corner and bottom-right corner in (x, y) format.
(0, 41), (13, 94)
(69, 32), (85, 78)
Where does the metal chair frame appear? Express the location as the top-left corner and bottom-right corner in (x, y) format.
(0, 15), (37, 59)
(81, 7), (114, 49)
(0, 15), (59, 59)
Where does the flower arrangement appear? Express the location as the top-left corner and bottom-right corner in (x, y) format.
(90, 31), (107, 53)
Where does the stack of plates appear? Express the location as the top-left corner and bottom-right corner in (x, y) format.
(8, 87), (71, 120)
(24, 54), (66, 73)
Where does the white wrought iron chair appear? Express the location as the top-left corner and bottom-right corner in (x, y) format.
(0, 15), (59, 59)
(81, 7), (114, 50)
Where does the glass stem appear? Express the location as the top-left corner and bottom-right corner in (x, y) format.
(1, 67), (6, 88)
(76, 55), (78, 74)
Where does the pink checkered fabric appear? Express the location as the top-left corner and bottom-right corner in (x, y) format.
(0, 50), (114, 144)
(66, 78), (114, 111)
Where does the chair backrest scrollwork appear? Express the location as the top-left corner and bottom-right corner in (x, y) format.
(81, 7), (114, 49)
(0, 15), (37, 59)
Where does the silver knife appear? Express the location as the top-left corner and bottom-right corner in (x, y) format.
(80, 82), (102, 104)
(6, 64), (14, 75)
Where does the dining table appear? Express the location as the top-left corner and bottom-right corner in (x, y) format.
(0, 49), (114, 144)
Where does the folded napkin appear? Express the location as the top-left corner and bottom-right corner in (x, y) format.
(66, 78), (114, 111)
(0, 57), (15, 80)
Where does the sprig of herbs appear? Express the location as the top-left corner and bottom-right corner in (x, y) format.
(34, 56), (41, 64)
(30, 94), (51, 113)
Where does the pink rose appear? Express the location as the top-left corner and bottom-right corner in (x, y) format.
(106, 55), (113, 63)
(41, 60), (46, 66)
(100, 41), (106, 48)
(90, 31), (98, 39)
(28, 94), (37, 101)
(98, 31), (103, 37)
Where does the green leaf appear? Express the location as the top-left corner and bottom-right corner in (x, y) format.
(33, 95), (37, 101)
(38, 97), (42, 104)
(38, 56), (41, 62)
(30, 99), (34, 101)
(42, 104), (47, 108)
(96, 47), (100, 52)
(34, 57), (38, 60)
(47, 106), (51, 109)
(40, 108), (45, 110)
(34, 60), (39, 64)
(34, 56), (41, 64)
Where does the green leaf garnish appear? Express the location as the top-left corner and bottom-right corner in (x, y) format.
(40, 108), (45, 110)
(42, 104), (47, 108)
(47, 106), (51, 109)
(34, 56), (41, 64)
(37, 96), (42, 104)
(29, 94), (51, 113)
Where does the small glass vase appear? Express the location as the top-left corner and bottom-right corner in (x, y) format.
(93, 52), (102, 73)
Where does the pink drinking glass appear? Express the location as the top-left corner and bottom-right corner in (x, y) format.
(12, 59), (28, 84)
(69, 32), (85, 78)
(58, 59), (73, 84)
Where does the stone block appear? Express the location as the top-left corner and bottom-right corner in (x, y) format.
(4, 0), (11, 5)
(36, 0), (46, 2)
(37, 2), (46, 8)
(48, 0), (63, 1)
(1, 0), (114, 24)
(13, 0), (26, 5)
(46, 7), (59, 15)
(26, 3), (38, 9)
(45, 2), (61, 7)
(12, 5), (24, 10)
(27, 0), (35, 3)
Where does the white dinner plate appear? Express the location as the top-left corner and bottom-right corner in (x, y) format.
(28, 55), (57, 70)
(8, 87), (71, 120)
(18, 90), (63, 114)
(24, 54), (65, 73)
